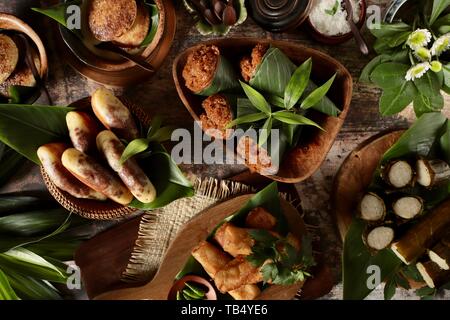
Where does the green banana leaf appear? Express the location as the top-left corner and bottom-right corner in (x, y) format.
(0, 104), (193, 210)
(0, 196), (54, 216)
(249, 47), (340, 117)
(176, 182), (287, 285)
(0, 143), (26, 187)
(25, 238), (83, 261)
(343, 112), (450, 300)
(198, 56), (240, 96)
(0, 267), (20, 300)
(0, 248), (67, 284)
(0, 104), (71, 164)
(140, 1), (159, 48)
(5, 270), (61, 300)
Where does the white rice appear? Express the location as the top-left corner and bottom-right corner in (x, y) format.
(309, 0), (361, 36)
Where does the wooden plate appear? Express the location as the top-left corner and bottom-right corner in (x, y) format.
(173, 38), (352, 183)
(94, 194), (306, 300)
(40, 97), (152, 220)
(0, 13), (48, 83)
(332, 130), (404, 241)
(55, 0), (176, 87)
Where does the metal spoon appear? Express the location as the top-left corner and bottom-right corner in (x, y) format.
(95, 42), (155, 72)
(343, 0), (369, 55)
(222, 0), (238, 26)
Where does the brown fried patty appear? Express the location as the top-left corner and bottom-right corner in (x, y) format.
(0, 34), (19, 84)
(240, 43), (269, 82)
(113, 2), (150, 48)
(200, 94), (233, 139)
(88, 0), (138, 42)
(182, 45), (220, 93)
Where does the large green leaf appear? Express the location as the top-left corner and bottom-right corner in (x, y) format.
(240, 81), (271, 114)
(129, 144), (194, 210)
(198, 56), (239, 96)
(273, 111), (323, 130)
(0, 267), (19, 300)
(370, 63), (410, 89)
(413, 93), (444, 117)
(382, 112), (447, 162)
(0, 145), (26, 187)
(429, 0), (450, 25)
(32, 0), (81, 28)
(379, 81), (417, 116)
(120, 138), (150, 164)
(0, 104), (72, 164)
(369, 22), (411, 38)
(301, 74), (336, 110)
(343, 219), (402, 300)
(440, 120), (450, 164)
(413, 71), (442, 97)
(0, 196), (53, 217)
(0, 248), (67, 283)
(250, 47), (297, 97)
(6, 271), (61, 300)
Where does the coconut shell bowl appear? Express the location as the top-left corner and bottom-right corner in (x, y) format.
(173, 38), (352, 184)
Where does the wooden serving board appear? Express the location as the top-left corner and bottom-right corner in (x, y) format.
(332, 130), (404, 240)
(93, 194), (304, 300)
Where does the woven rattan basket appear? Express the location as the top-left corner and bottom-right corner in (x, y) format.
(41, 97), (152, 220)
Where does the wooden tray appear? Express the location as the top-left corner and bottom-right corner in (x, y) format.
(173, 38), (352, 183)
(332, 130), (404, 240)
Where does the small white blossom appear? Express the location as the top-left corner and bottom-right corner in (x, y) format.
(407, 29), (432, 50)
(414, 47), (431, 61)
(431, 33), (450, 56)
(405, 62), (431, 81)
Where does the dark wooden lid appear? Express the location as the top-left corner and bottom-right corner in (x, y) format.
(248, 0), (312, 32)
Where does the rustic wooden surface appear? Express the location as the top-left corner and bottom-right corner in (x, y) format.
(1, 0), (449, 300)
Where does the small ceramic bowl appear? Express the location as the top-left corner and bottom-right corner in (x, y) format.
(305, 0), (367, 45)
(0, 13), (48, 99)
(57, 0), (176, 87)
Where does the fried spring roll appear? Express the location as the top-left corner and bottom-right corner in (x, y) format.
(37, 143), (107, 201)
(61, 148), (133, 205)
(245, 207), (277, 230)
(214, 256), (263, 293)
(191, 241), (261, 300)
(214, 223), (254, 257)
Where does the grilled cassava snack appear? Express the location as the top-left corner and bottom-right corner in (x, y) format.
(38, 143), (107, 201)
(382, 160), (414, 188)
(88, 0), (138, 42)
(61, 148), (133, 205)
(91, 87), (139, 141)
(0, 34), (19, 84)
(365, 226), (395, 251)
(66, 111), (100, 153)
(392, 196), (423, 220)
(359, 192), (386, 222)
(96, 130), (156, 203)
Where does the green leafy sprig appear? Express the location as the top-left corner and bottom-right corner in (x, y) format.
(176, 282), (207, 300)
(325, 0), (340, 16)
(246, 230), (315, 285)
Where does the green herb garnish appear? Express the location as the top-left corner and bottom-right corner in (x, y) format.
(246, 230), (315, 285)
(325, 0), (340, 16)
(176, 282), (207, 300)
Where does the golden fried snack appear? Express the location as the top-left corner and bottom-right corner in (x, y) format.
(0, 34), (19, 84)
(37, 143), (106, 201)
(182, 45), (219, 93)
(214, 223), (254, 257)
(66, 111), (100, 153)
(191, 241), (261, 300)
(88, 0), (137, 41)
(96, 130), (156, 203)
(214, 256), (263, 293)
(91, 87), (139, 141)
(112, 2), (150, 48)
(240, 43), (269, 82)
(61, 148), (133, 205)
(245, 207), (277, 230)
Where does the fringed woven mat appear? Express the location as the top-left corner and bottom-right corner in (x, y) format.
(122, 177), (254, 283)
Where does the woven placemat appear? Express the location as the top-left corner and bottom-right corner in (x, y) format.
(121, 177), (254, 283)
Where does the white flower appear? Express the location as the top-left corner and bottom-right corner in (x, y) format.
(414, 47), (431, 61)
(430, 61), (443, 72)
(406, 29), (432, 50)
(405, 62), (431, 81)
(431, 33), (450, 56)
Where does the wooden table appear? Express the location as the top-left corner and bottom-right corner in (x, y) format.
(1, 0), (449, 300)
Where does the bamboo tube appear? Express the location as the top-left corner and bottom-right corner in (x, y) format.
(416, 159), (450, 188)
(416, 260), (450, 288)
(428, 230), (450, 270)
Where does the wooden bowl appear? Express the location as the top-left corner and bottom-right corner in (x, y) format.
(173, 38), (352, 183)
(40, 97), (153, 220)
(332, 130), (404, 240)
(305, 0), (367, 45)
(0, 13), (48, 85)
(94, 194), (306, 300)
(57, 0), (176, 87)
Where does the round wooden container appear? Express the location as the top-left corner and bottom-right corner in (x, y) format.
(305, 0), (367, 45)
(0, 13), (48, 87)
(41, 97), (152, 220)
(57, 0), (176, 87)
